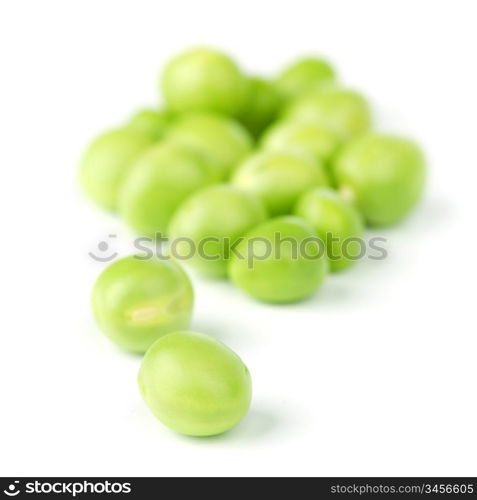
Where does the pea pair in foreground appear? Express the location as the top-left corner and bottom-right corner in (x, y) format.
(93, 256), (252, 437)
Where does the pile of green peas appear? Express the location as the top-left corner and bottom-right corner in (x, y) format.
(82, 47), (426, 437)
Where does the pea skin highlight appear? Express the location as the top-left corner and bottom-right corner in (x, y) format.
(161, 47), (247, 116)
(333, 133), (426, 226)
(294, 187), (364, 271)
(92, 256), (194, 353)
(80, 128), (154, 211)
(167, 112), (253, 180)
(138, 331), (252, 437)
(285, 86), (372, 139)
(119, 142), (216, 237)
(126, 108), (174, 140)
(261, 120), (341, 179)
(169, 184), (268, 278)
(228, 216), (328, 303)
(276, 56), (336, 101)
(233, 150), (330, 216)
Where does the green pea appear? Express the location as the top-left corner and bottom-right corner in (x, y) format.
(166, 113), (253, 180)
(169, 185), (268, 278)
(261, 120), (341, 165)
(284, 87), (372, 139)
(119, 142), (216, 237)
(161, 48), (246, 116)
(294, 187), (364, 272)
(92, 256), (193, 353)
(138, 331), (252, 437)
(333, 133), (426, 226)
(79, 128), (154, 211)
(237, 77), (282, 138)
(228, 216), (328, 303)
(127, 108), (174, 140)
(276, 57), (335, 101)
(232, 150), (329, 216)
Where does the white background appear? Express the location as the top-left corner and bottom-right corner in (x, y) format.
(0, 0), (476, 477)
